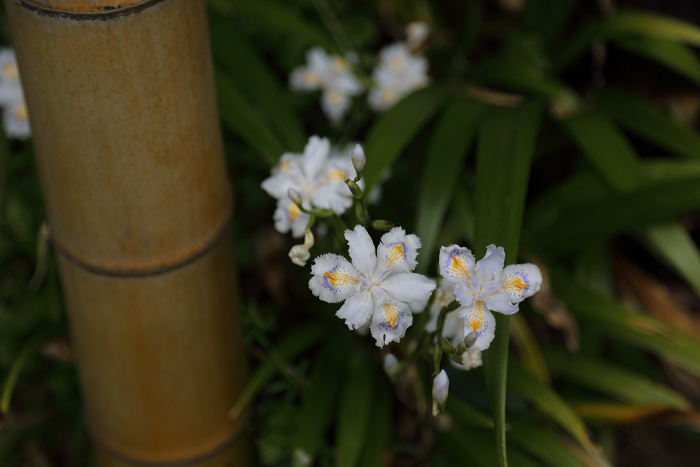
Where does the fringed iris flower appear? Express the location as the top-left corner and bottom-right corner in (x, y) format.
(438, 244), (542, 350)
(309, 225), (436, 347)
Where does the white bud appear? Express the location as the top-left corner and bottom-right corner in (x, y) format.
(288, 188), (303, 205)
(383, 353), (399, 379)
(351, 144), (366, 173)
(432, 369), (449, 416)
(288, 244), (310, 267)
(406, 21), (429, 48)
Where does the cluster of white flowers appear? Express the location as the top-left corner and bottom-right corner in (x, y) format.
(261, 135), (361, 238)
(368, 42), (430, 112)
(0, 48), (30, 140)
(309, 224), (436, 347)
(289, 22), (430, 121)
(290, 47), (363, 123)
(438, 244), (543, 351)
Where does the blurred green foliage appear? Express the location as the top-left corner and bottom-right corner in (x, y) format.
(4, 0), (700, 466)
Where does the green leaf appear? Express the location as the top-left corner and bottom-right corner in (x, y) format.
(555, 9), (700, 71)
(645, 222), (700, 298)
(614, 37), (700, 88)
(534, 175), (700, 257)
(596, 90), (700, 161)
(215, 71), (286, 166)
(229, 323), (325, 419)
(415, 99), (484, 274)
(363, 87), (447, 193)
(522, 0), (581, 46)
(335, 350), (376, 467)
(474, 101), (544, 467)
(439, 425), (543, 467)
(508, 421), (594, 467)
(292, 341), (348, 466)
(508, 362), (597, 454)
(477, 57), (579, 111)
(510, 313), (551, 385)
(546, 350), (690, 411)
(445, 397), (494, 429)
(357, 376), (392, 467)
(209, 12), (306, 151)
(559, 112), (646, 192)
(550, 268), (700, 377)
(208, 0), (336, 51)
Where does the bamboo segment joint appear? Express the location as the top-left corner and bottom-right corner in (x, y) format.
(91, 412), (250, 467)
(51, 202), (233, 277)
(15, 0), (165, 19)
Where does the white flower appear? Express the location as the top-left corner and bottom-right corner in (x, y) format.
(0, 48), (30, 140)
(368, 42), (429, 112)
(262, 136), (360, 237)
(461, 346), (482, 370)
(432, 369), (449, 416)
(309, 225), (436, 347)
(289, 244), (310, 267)
(438, 244), (543, 350)
(290, 47), (363, 122)
(406, 22), (430, 49)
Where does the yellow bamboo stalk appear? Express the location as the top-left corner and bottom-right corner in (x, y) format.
(4, 0), (250, 465)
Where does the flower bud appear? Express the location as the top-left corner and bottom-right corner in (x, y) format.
(464, 331), (478, 348)
(454, 343), (467, 355)
(432, 369), (449, 416)
(344, 177), (364, 199)
(440, 338), (455, 354)
(312, 208), (334, 218)
(288, 244), (310, 267)
(351, 144), (366, 174)
(303, 227), (315, 249)
(288, 188), (303, 206)
(371, 219), (394, 231)
(355, 202), (369, 224)
(383, 353), (400, 381)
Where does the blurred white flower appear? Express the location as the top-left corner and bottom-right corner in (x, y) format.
(262, 136), (360, 237)
(432, 369), (449, 416)
(368, 42), (429, 112)
(461, 345), (483, 370)
(289, 244), (310, 267)
(0, 48), (30, 140)
(438, 244), (543, 350)
(290, 47), (363, 123)
(406, 21), (430, 49)
(383, 353), (400, 380)
(309, 225), (436, 347)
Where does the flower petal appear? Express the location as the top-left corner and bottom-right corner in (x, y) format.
(310, 183), (353, 215)
(438, 245), (475, 283)
(501, 263), (543, 303)
(453, 281), (474, 309)
(380, 272), (436, 304)
(273, 198), (309, 238)
(484, 291), (519, 315)
(336, 289), (375, 330)
(309, 253), (361, 303)
(377, 227), (421, 273)
(301, 135), (331, 179)
(344, 224), (376, 278)
(462, 300), (496, 350)
(370, 300), (413, 347)
(475, 245), (505, 285)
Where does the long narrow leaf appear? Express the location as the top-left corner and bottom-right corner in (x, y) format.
(363, 87), (446, 193)
(335, 350), (376, 467)
(474, 101), (544, 467)
(415, 99), (484, 274)
(614, 37), (700, 88)
(508, 421), (597, 467)
(209, 12), (306, 151)
(596, 90), (700, 161)
(546, 350), (691, 411)
(508, 362), (597, 454)
(645, 222), (700, 298)
(292, 340), (349, 466)
(215, 71), (286, 166)
(229, 323), (325, 419)
(357, 376), (392, 467)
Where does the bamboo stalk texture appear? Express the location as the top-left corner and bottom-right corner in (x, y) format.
(4, 0), (250, 465)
